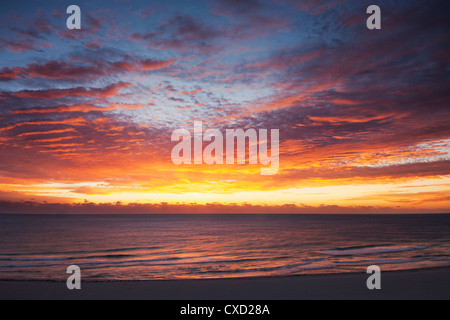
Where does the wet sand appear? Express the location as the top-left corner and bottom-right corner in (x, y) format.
(1, 268), (449, 300)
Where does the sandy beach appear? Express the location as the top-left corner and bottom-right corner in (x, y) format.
(1, 267), (449, 300)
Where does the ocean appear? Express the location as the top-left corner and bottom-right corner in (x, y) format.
(0, 214), (449, 281)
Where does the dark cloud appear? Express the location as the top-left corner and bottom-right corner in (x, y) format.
(0, 56), (175, 82)
(2, 82), (130, 100)
(0, 200), (441, 214)
(213, 0), (263, 16)
(131, 14), (224, 54)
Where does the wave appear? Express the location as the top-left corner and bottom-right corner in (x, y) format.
(336, 258), (426, 266)
(0, 246), (163, 257)
(8, 257), (69, 262)
(322, 245), (428, 256)
(2, 254), (138, 262)
(0, 255), (274, 270)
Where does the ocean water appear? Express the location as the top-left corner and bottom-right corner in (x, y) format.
(0, 214), (449, 281)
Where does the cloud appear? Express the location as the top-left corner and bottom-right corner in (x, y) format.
(0, 57), (176, 82)
(0, 200), (447, 215)
(131, 14), (224, 54)
(4, 82), (131, 100)
(0, 0), (448, 211)
(212, 0), (263, 17)
(0, 10), (54, 53)
(0, 38), (40, 53)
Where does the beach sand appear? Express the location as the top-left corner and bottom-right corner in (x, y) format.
(0, 268), (449, 300)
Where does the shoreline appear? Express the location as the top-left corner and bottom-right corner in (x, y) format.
(1, 267), (450, 300)
(1, 265), (449, 283)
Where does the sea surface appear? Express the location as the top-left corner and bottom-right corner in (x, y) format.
(0, 214), (449, 281)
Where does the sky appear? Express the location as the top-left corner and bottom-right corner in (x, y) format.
(0, 0), (449, 214)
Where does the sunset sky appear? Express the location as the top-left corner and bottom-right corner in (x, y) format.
(0, 0), (449, 213)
